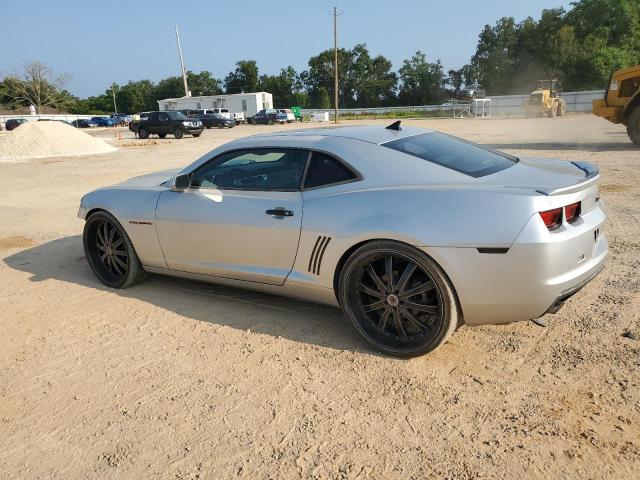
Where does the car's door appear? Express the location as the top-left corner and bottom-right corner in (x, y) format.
(157, 112), (172, 134)
(154, 148), (309, 285)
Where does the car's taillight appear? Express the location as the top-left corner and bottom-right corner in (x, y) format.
(565, 202), (581, 223)
(539, 207), (563, 230)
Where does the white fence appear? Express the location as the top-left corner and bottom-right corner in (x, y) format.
(1, 90), (604, 128)
(0, 114), (95, 129)
(301, 90), (605, 118)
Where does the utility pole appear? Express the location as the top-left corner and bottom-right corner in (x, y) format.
(332, 7), (342, 124)
(175, 24), (190, 97)
(111, 83), (118, 115)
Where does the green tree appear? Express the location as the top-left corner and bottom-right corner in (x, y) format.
(304, 44), (396, 108)
(187, 70), (223, 96)
(398, 51), (447, 105)
(259, 66), (305, 107)
(225, 60), (260, 93)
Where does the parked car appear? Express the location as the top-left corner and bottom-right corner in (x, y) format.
(5, 118), (27, 131)
(78, 121), (608, 357)
(184, 109), (246, 125)
(38, 119), (72, 125)
(248, 109), (278, 125)
(132, 111), (203, 139)
(70, 119), (98, 128)
(110, 113), (132, 125)
(198, 113), (235, 129)
(276, 109), (296, 124)
(91, 116), (119, 127)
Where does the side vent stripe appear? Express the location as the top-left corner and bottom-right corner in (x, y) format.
(315, 237), (331, 275)
(308, 236), (323, 272)
(308, 235), (332, 275)
(312, 237), (328, 275)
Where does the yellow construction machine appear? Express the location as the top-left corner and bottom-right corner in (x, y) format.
(524, 79), (567, 117)
(592, 65), (640, 145)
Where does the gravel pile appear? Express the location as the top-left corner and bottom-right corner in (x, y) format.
(0, 121), (116, 162)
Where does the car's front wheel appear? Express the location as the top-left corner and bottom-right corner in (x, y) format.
(173, 128), (184, 139)
(339, 241), (459, 357)
(83, 211), (147, 289)
(138, 127), (149, 139)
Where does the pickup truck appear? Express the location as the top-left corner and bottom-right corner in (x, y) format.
(184, 108), (246, 125)
(131, 111), (203, 139)
(248, 109), (278, 125)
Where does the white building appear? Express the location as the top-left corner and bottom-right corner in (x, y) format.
(157, 92), (273, 117)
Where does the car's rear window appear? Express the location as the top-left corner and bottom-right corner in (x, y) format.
(383, 132), (517, 177)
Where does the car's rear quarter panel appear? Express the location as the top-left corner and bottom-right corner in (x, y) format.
(81, 188), (166, 268)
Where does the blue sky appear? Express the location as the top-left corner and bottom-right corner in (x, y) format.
(2, 0), (573, 98)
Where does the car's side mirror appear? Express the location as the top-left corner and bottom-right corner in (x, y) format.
(171, 173), (191, 191)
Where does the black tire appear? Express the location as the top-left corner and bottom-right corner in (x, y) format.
(267, 119), (274, 125)
(83, 211), (147, 289)
(206, 126), (212, 129)
(173, 128), (184, 139)
(218, 124), (224, 129)
(627, 107), (640, 146)
(138, 127), (149, 139)
(158, 133), (166, 139)
(338, 241), (459, 357)
(193, 133), (201, 137)
(550, 103), (558, 118)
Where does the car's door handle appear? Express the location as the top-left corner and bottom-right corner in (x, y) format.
(266, 207), (294, 217)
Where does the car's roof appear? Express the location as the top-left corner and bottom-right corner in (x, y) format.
(248, 124), (432, 145)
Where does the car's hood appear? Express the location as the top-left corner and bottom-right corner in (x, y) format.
(117, 168), (180, 188)
(484, 157), (589, 192)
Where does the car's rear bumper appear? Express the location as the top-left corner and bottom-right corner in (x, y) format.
(423, 201), (608, 326)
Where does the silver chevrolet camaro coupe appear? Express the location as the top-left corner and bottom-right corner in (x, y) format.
(78, 122), (608, 357)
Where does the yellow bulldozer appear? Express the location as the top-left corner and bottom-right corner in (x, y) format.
(592, 65), (640, 145)
(524, 79), (567, 118)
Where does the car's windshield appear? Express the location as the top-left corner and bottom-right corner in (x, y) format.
(383, 132), (517, 178)
(167, 112), (188, 120)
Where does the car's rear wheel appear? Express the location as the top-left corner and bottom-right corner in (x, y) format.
(83, 211), (147, 289)
(173, 128), (184, 139)
(339, 241), (459, 357)
(138, 127), (149, 139)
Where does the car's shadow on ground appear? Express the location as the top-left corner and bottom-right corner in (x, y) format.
(4, 235), (369, 355)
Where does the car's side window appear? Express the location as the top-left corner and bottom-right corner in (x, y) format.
(303, 151), (359, 189)
(191, 149), (309, 191)
(159, 113), (169, 121)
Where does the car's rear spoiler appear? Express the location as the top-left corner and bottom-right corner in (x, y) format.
(536, 161), (600, 196)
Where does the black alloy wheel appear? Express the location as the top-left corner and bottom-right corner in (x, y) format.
(83, 211), (147, 289)
(339, 241), (459, 357)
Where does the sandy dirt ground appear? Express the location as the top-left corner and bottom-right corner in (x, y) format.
(0, 116), (639, 479)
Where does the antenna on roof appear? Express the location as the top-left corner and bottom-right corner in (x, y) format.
(386, 120), (402, 131)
